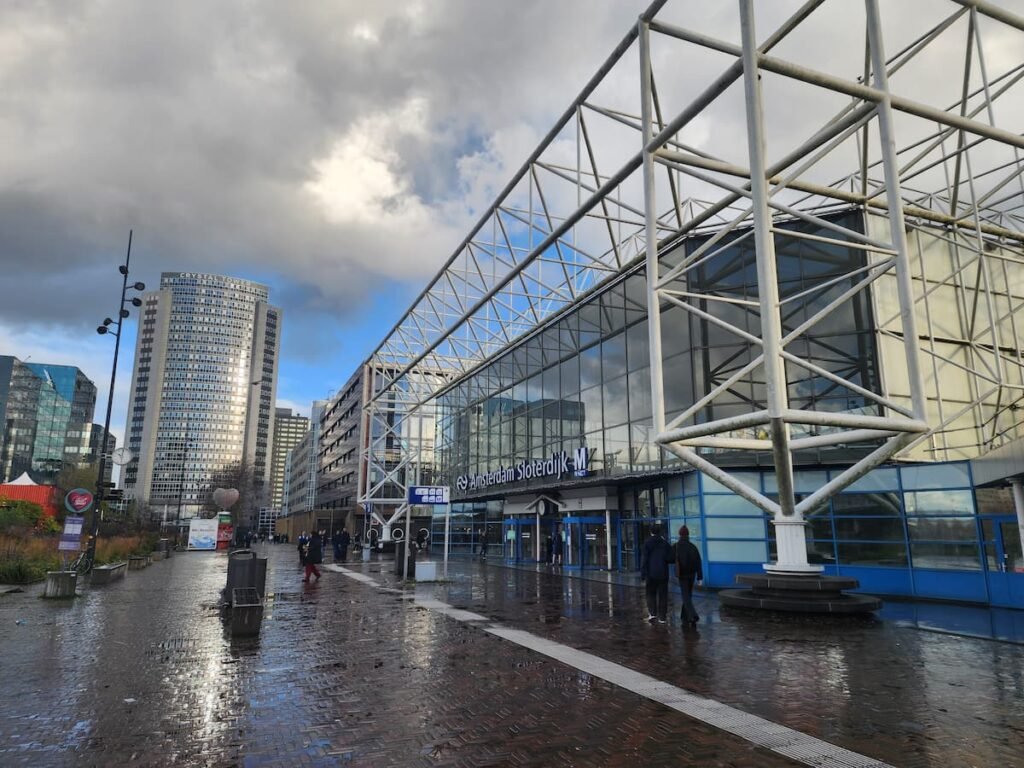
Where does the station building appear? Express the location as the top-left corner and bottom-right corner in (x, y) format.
(430, 211), (1024, 609)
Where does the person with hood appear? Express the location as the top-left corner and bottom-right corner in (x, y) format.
(303, 531), (323, 583)
(640, 523), (673, 623)
(675, 525), (704, 626)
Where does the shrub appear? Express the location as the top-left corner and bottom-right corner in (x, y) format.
(0, 498), (46, 532)
(0, 534), (61, 584)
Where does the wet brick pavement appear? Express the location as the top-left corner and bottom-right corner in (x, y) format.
(0, 545), (1021, 767)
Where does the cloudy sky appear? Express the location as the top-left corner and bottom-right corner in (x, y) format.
(2, 0), (1022, 452)
(1, 0), (662, 437)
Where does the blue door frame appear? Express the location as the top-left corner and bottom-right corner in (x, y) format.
(616, 517), (668, 573)
(562, 516), (607, 570)
(503, 516), (553, 563)
(981, 514), (1024, 608)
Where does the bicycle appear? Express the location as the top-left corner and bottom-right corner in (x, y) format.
(68, 550), (94, 575)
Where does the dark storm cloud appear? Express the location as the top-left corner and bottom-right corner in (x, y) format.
(0, 0), (647, 335)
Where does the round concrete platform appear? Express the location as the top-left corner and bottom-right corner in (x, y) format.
(718, 572), (882, 614)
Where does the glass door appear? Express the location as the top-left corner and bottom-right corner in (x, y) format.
(981, 515), (1024, 608)
(619, 520), (639, 571)
(563, 516), (606, 570)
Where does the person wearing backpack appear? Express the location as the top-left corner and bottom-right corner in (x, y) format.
(675, 525), (703, 626)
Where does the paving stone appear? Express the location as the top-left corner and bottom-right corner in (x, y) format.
(0, 547), (1020, 767)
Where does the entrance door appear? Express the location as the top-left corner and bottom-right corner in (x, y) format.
(618, 518), (669, 572)
(563, 516), (607, 570)
(981, 515), (1024, 608)
(502, 517), (543, 563)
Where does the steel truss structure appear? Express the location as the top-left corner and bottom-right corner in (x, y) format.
(361, 0), (1024, 569)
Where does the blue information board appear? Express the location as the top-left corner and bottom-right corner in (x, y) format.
(407, 486), (450, 505)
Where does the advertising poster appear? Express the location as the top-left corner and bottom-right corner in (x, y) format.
(216, 513), (233, 550)
(187, 518), (218, 551)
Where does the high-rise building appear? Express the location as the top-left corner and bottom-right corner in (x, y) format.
(85, 423), (117, 485)
(0, 356), (97, 483)
(122, 272), (281, 528)
(280, 399), (327, 538)
(269, 407), (309, 510)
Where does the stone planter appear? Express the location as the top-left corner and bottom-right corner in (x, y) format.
(90, 562), (128, 584)
(43, 571), (77, 598)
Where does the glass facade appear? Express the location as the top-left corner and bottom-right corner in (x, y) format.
(0, 356), (97, 483)
(437, 211), (877, 495)
(869, 215), (1024, 461)
(123, 272), (281, 524)
(423, 209), (1024, 606)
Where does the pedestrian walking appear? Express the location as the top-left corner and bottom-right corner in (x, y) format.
(338, 528), (351, 563)
(478, 528), (489, 560)
(675, 526), (703, 626)
(552, 527), (564, 565)
(303, 531), (323, 583)
(640, 523), (672, 624)
(298, 531), (309, 566)
(332, 529), (343, 561)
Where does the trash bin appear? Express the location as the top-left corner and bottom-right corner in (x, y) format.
(226, 549), (267, 604)
(230, 587), (264, 637)
(393, 541), (416, 578)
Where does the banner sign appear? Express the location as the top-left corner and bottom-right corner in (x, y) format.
(456, 447), (590, 492)
(58, 515), (85, 552)
(407, 486), (450, 505)
(64, 488), (94, 515)
(187, 518), (218, 550)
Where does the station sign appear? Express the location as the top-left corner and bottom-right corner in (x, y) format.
(456, 446), (590, 492)
(408, 486), (450, 505)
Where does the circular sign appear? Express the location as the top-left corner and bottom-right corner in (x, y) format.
(110, 448), (134, 466)
(64, 488), (95, 514)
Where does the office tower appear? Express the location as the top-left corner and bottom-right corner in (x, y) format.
(122, 272), (281, 527)
(0, 356), (97, 483)
(269, 407), (309, 510)
(281, 399), (327, 537)
(85, 423), (117, 485)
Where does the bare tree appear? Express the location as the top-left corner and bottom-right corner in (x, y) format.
(203, 461), (262, 531)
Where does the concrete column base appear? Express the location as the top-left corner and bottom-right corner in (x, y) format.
(764, 517), (823, 574)
(43, 571), (77, 598)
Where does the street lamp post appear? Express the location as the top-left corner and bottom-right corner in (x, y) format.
(85, 231), (146, 567)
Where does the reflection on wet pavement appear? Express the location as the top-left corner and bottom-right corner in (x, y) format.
(0, 546), (1021, 767)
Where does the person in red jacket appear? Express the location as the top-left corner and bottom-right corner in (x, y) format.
(303, 531), (323, 583)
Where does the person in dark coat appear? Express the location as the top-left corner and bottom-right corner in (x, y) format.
(303, 531), (323, 583)
(552, 528), (564, 565)
(332, 530), (343, 561)
(297, 531), (309, 566)
(640, 523), (673, 623)
(338, 528), (351, 563)
(675, 525), (704, 626)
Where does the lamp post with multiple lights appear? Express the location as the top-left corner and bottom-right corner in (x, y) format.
(84, 231), (146, 569)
